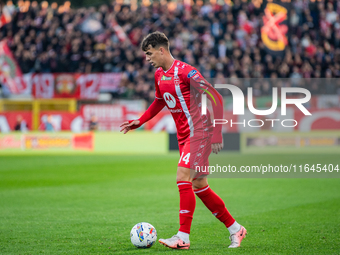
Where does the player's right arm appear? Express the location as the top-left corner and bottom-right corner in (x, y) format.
(120, 70), (165, 134)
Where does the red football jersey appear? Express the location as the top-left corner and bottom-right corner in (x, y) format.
(154, 60), (222, 144)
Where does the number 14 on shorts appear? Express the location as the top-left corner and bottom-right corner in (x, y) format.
(179, 152), (190, 165)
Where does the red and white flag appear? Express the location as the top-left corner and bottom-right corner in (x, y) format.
(109, 18), (129, 43)
(0, 5), (14, 28)
(0, 40), (27, 94)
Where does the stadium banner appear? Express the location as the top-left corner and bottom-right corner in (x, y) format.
(294, 108), (340, 131)
(81, 104), (126, 131)
(0, 132), (94, 151)
(29, 73), (124, 98)
(261, 0), (290, 56)
(39, 112), (83, 132)
(0, 131), (167, 154)
(242, 131), (340, 154)
(54, 74), (79, 98)
(3, 72), (121, 97)
(25, 73), (121, 99)
(0, 133), (22, 150)
(0, 111), (32, 132)
(0, 101), (145, 133)
(99, 73), (123, 92)
(0, 40), (27, 94)
(31, 73), (101, 99)
(23, 133), (93, 151)
(81, 103), (143, 131)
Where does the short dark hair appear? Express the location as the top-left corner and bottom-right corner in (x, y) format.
(141, 32), (169, 51)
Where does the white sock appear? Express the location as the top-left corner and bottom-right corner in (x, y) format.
(228, 221), (241, 235)
(176, 231), (190, 243)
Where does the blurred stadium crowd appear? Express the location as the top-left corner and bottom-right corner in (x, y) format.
(1, 0), (340, 102)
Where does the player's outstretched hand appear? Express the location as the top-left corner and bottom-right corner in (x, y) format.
(120, 120), (140, 134)
(211, 142), (223, 154)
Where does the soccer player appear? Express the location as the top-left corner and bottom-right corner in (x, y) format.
(120, 32), (246, 249)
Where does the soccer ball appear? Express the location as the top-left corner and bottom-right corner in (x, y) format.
(130, 222), (157, 248)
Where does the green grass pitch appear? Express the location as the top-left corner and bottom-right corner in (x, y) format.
(0, 153), (339, 254)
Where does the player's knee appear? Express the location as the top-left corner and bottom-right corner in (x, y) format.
(192, 177), (208, 189)
(176, 167), (192, 183)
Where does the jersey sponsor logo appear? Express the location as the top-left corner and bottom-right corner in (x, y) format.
(163, 92), (176, 108)
(161, 75), (172, 81)
(193, 74), (200, 81)
(169, 109), (182, 113)
(187, 70), (197, 78)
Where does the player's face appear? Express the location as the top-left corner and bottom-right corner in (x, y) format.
(144, 46), (162, 68)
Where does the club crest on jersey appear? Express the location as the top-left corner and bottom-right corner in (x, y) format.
(187, 70), (197, 78)
(163, 92), (176, 108)
(161, 75), (172, 81)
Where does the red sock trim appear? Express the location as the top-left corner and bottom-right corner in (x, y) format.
(177, 181), (192, 186)
(193, 185), (209, 194)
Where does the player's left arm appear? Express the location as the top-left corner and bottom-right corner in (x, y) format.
(184, 68), (224, 154)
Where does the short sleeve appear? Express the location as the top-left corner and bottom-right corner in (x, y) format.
(154, 70), (163, 100)
(183, 67), (212, 94)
